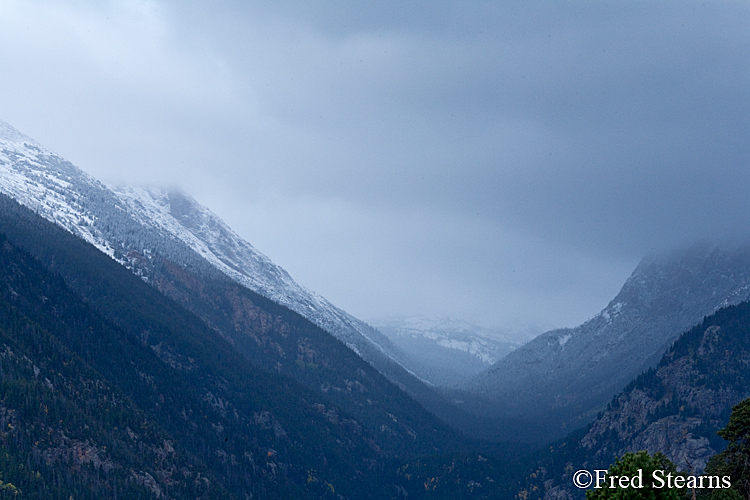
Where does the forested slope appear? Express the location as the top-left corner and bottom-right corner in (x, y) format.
(515, 301), (750, 500)
(0, 194), (468, 499)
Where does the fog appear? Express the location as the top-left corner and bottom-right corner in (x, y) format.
(1, 1), (748, 332)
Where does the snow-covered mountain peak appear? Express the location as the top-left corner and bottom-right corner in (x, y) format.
(376, 315), (532, 345)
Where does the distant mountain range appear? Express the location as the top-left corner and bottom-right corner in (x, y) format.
(461, 244), (750, 442)
(373, 316), (532, 386)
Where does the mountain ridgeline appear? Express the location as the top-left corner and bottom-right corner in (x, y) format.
(0, 195), (363, 498)
(4, 117), (750, 499)
(374, 317), (526, 386)
(0, 119), (427, 402)
(516, 300), (750, 500)
(0, 192), (485, 498)
(461, 245), (750, 442)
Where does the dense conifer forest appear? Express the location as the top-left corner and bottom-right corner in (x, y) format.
(0, 194), (529, 498)
(1, 176), (749, 499)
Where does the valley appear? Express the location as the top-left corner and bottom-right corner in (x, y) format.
(1, 119), (749, 499)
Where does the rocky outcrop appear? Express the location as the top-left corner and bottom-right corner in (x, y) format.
(580, 322), (746, 472)
(532, 302), (750, 500)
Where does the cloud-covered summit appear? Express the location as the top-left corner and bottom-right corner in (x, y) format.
(1, 0), (747, 329)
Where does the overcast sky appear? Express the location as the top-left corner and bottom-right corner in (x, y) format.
(1, 0), (749, 334)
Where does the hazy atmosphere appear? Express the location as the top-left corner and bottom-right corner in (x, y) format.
(1, 0), (748, 332)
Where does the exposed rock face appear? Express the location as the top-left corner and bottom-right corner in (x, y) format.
(580, 323), (746, 473)
(533, 303), (750, 500)
(465, 245), (750, 440)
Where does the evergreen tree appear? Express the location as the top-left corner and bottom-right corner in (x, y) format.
(586, 451), (685, 500)
(703, 398), (750, 500)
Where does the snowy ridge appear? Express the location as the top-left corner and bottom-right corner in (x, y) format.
(111, 186), (407, 367)
(376, 316), (524, 364)
(0, 120), (217, 281)
(373, 316), (527, 385)
(0, 119), (414, 384)
(0, 120), (118, 258)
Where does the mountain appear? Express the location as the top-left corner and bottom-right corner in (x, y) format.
(0, 116), (460, 421)
(0, 118), (436, 406)
(0, 188), (475, 499)
(0, 194), (382, 498)
(373, 316), (528, 386)
(0, 119), (499, 484)
(463, 244), (750, 442)
(110, 185), (409, 376)
(517, 300), (750, 500)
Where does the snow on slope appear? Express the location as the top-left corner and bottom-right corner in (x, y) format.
(0, 119), (410, 379)
(111, 186), (402, 361)
(0, 120), (119, 258)
(373, 316), (529, 385)
(376, 316), (525, 364)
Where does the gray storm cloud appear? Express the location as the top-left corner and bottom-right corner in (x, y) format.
(0, 0), (748, 332)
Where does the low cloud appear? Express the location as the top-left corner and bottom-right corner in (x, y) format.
(1, 1), (747, 330)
